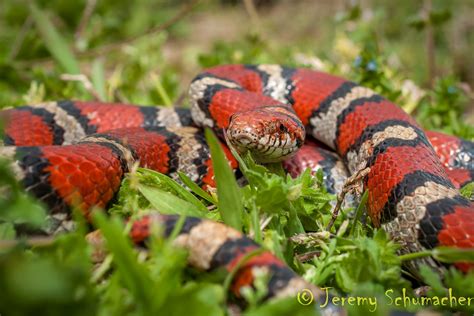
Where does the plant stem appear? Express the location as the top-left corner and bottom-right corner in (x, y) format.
(399, 250), (433, 261)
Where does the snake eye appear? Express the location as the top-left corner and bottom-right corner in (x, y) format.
(279, 124), (288, 133)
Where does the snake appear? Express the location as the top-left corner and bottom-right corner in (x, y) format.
(284, 132), (474, 198)
(1, 65), (473, 311)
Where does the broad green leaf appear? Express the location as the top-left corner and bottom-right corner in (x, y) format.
(138, 168), (209, 214)
(205, 128), (242, 231)
(138, 184), (203, 217)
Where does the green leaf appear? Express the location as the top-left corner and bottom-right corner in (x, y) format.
(92, 59), (107, 101)
(160, 282), (224, 316)
(460, 182), (474, 199)
(419, 265), (445, 293)
(429, 9), (452, 26)
(138, 168), (209, 214)
(178, 172), (217, 205)
(433, 246), (474, 263)
(205, 128), (243, 231)
(350, 190), (369, 236)
(137, 184), (204, 217)
(29, 4), (80, 74)
(407, 15), (426, 31)
(154, 76), (173, 106)
(0, 193), (46, 228)
(334, 232), (405, 293)
(0, 222), (15, 239)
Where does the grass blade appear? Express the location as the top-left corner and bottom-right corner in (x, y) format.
(349, 190), (369, 236)
(178, 171), (217, 205)
(205, 128), (243, 231)
(92, 59), (107, 101)
(29, 3), (80, 74)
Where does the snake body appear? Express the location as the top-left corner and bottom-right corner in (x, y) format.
(189, 64), (474, 272)
(87, 213), (336, 311)
(1, 65), (474, 307)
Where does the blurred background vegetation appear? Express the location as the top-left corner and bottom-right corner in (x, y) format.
(0, 0), (473, 138)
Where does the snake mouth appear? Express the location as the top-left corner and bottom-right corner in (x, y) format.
(225, 106), (305, 163)
(226, 129), (301, 163)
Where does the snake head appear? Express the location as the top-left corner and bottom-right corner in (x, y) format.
(226, 106), (305, 163)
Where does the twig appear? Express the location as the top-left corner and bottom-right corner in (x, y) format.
(207, 205), (217, 211)
(289, 231), (331, 246)
(414, 286), (431, 297)
(259, 214), (273, 231)
(75, 0), (97, 42)
(9, 15), (33, 60)
(243, 0), (262, 31)
(173, 90), (188, 107)
(326, 167), (370, 231)
(248, 214), (272, 239)
(296, 250), (321, 262)
(60, 73), (103, 101)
